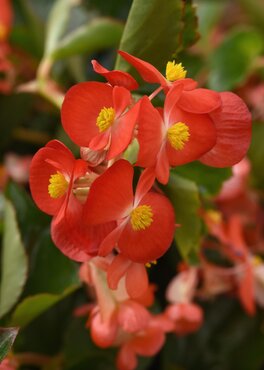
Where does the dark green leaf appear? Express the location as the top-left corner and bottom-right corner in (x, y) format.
(50, 18), (124, 60)
(0, 327), (19, 362)
(24, 229), (79, 295)
(208, 28), (263, 91)
(115, 0), (194, 73)
(5, 182), (50, 249)
(164, 173), (201, 262)
(248, 122), (264, 189)
(0, 199), (28, 318)
(10, 286), (78, 328)
(174, 161), (232, 196)
(180, 0), (200, 51)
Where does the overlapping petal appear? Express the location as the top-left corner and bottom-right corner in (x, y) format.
(91, 59), (139, 90)
(200, 92), (252, 167)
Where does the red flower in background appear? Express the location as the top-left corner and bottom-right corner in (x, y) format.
(30, 140), (114, 261)
(0, 0), (14, 93)
(84, 159), (175, 263)
(61, 82), (141, 160)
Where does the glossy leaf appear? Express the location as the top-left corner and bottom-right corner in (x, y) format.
(208, 28), (263, 91)
(0, 327), (19, 362)
(0, 199), (28, 318)
(44, 0), (75, 57)
(10, 286), (78, 328)
(165, 173), (201, 262)
(24, 229), (80, 295)
(175, 161), (232, 196)
(115, 0), (198, 73)
(50, 18), (124, 60)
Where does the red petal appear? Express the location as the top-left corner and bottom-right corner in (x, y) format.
(113, 86), (131, 117)
(107, 99), (141, 160)
(90, 311), (117, 348)
(126, 262), (149, 299)
(200, 92), (252, 167)
(118, 300), (150, 333)
(136, 97), (164, 168)
(166, 107), (217, 166)
(155, 147), (170, 184)
(98, 222), (124, 256)
(134, 166), (156, 205)
(178, 89), (221, 114)
(118, 50), (167, 86)
(116, 344), (138, 370)
(89, 132), (110, 151)
(164, 83), (183, 122)
(107, 254), (132, 290)
(91, 59), (139, 90)
(130, 326), (165, 356)
(61, 82), (113, 147)
(84, 159), (134, 224)
(29, 141), (75, 216)
(119, 192), (175, 263)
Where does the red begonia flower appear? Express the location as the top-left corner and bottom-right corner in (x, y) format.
(84, 159), (175, 263)
(0, 0), (12, 41)
(119, 50), (220, 104)
(136, 85), (218, 184)
(30, 140), (114, 262)
(165, 302), (203, 335)
(91, 59), (139, 90)
(61, 81), (141, 160)
(200, 92), (252, 167)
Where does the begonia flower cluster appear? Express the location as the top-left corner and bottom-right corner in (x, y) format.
(29, 51), (252, 369)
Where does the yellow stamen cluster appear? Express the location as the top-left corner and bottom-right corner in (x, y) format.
(0, 24), (6, 41)
(166, 61), (187, 82)
(96, 107), (115, 133)
(48, 172), (68, 199)
(252, 256), (262, 267)
(167, 122), (190, 150)
(130, 205), (153, 231)
(145, 260), (157, 268)
(207, 210), (222, 224)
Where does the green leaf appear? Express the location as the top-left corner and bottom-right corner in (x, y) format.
(0, 327), (19, 362)
(44, 0), (76, 57)
(180, 0), (199, 51)
(10, 286), (78, 328)
(175, 161), (232, 196)
(248, 122), (264, 189)
(165, 173), (201, 262)
(24, 229), (79, 295)
(208, 28), (263, 91)
(0, 199), (28, 318)
(115, 0), (198, 73)
(5, 182), (50, 248)
(50, 18), (124, 60)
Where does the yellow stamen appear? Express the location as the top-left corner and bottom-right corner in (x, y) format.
(166, 61), (187, 82)
(0, 24), (7, 41)
(207, 210), (222, 224)
(130, 205), (153, 231)
(145, 260), (157, 268)
(96, 107), (115, 133)
(167, 122), (190, 150)
(48, 172), (68, 199)
(252, 256), (262, 267)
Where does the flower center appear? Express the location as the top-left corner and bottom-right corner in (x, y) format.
(166, 61), (187, 82)
(48, 171), (68, 199)
(130, 205), (153, 231)
(167, 122), (190, 150)
(96, 107), (115, 133)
